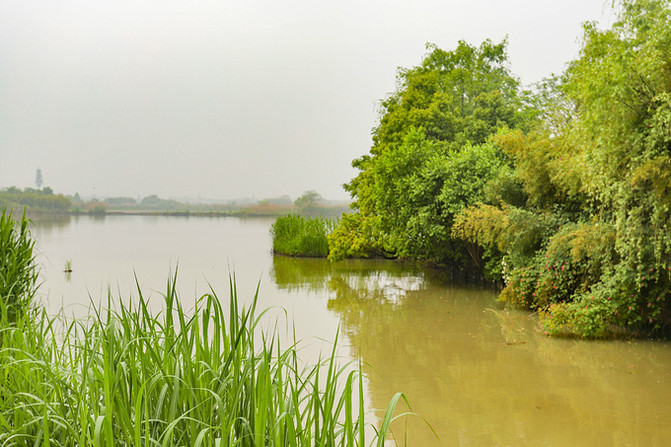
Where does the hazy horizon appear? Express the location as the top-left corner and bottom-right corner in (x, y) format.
(2, 0), (614, 201)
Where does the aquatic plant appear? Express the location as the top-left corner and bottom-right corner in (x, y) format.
(0, 272), (406, 445)
(271, 215), (336, 257)
(0, 208), (38, 322)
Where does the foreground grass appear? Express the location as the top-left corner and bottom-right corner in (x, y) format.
(0, 274), (405, 446)
(0, 208), (38, 323)
(271, 215), (336, 258)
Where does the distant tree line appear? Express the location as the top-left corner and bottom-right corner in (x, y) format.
(0, 187), (70, 212)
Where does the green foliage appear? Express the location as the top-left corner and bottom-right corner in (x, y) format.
(333, 40), (534, 272)
(393, 139), (508, 267)
(454, 0), (671, 337)
(0, 208), (38, 323)
(271, 215), (335, 257)
(366, 40), (527, 153)
(0, 186), (70, 212)
(0, 274), (402, 445)
(327, 212), (381, 261)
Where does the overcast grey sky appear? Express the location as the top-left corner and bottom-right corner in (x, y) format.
(1, 0), (614, 201)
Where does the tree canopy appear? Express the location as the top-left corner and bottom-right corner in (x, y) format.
(452, 0), (671, 336)
(330, 39), (535, 274)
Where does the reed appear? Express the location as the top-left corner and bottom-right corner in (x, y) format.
(271, 215), (336, 258)
(0, 208), (38, 323)
(0, 273), (406, 445)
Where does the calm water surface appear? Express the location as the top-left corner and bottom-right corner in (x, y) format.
(31, 215), (671, 446)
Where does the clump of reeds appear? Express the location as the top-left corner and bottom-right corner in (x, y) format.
(271, 215), (336, 257)
(0, 207), (38, 323)
(0, 273), (405, 445)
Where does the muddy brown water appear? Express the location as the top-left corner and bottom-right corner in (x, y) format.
(31, 214), (671, 446)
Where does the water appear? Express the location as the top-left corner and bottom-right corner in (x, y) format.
(31, 214), (671, 446)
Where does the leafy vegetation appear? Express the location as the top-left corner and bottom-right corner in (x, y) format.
(0, 186), (70, 213)
(0, 209), (38, 323)
(333, 0), (671, 337)
(330, 39), (536, 276)
(271, 215), (336, 257)
(456, 0), (671, 337)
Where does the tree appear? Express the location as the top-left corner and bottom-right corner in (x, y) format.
(331, 40), (536, 272)
(452, 0), (671, 336)
(294, 190), (323, 215)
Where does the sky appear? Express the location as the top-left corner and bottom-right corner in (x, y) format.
(1, 0), (615, 202)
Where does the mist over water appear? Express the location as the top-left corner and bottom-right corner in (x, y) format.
(1, 0), (614, 201)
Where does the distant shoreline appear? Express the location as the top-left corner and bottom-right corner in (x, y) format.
(71, 209), (279, 218)
(19, 207), (347, 219)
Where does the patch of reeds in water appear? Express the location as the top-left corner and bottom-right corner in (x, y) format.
(271, 215), (336, 258)
(0, 273), (406, 446)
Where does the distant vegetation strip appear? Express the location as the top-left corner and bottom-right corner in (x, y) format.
(0, 209), (406, 445)
(271, 215), (337, 257)
(0, 187), (349, 217)
(0, 187), (70, 213)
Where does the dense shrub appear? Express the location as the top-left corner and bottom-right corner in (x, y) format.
(453, 0), (671, 337)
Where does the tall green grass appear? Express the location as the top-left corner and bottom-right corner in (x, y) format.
(0, 208), (38, 323)
(0, 273), (407, 445)
(271, 215), (336, 257)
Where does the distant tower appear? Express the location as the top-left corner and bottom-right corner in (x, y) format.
(35, 168), (43, 189)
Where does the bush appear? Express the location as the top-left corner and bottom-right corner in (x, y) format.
(0, 208), (38, 322)
(327, 213), (381, 261)
(271, 215), (336, 257)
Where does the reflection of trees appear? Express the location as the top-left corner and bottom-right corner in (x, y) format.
(335, 282), (671, 446)
(28, 213), (72, 230)
(271, 255), (424, 295)
(270, 255), (671, 446)
(28, 213), (73, 236)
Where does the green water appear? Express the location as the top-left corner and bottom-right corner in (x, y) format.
(31, 214), (671, 446)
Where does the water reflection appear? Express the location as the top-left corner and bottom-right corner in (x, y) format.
(271, 255), (671, 446)
(272, 256), (426, 297)
(27, 212), (72, 232)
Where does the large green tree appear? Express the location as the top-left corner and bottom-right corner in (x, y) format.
(330, 40), (535, 274)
